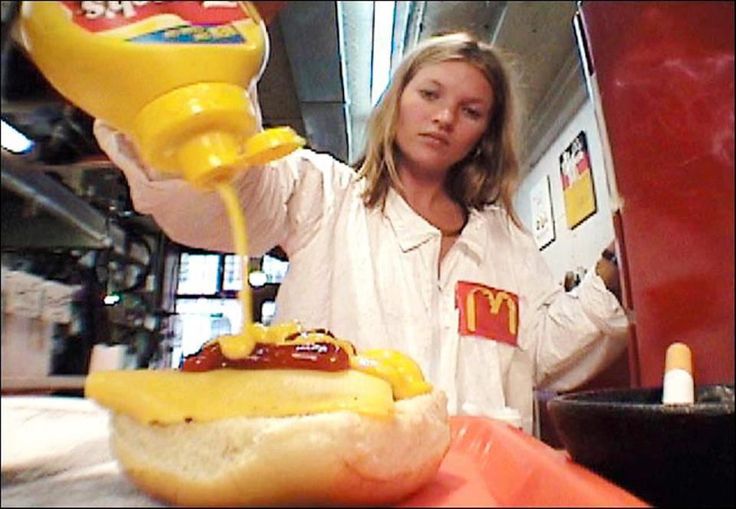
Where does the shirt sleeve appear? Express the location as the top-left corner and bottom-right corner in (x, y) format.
(94, 121), (351, 257)
(510, 224), (630, 385)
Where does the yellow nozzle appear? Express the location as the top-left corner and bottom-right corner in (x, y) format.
(176, 131), (242, 187)
(242, 127), (306, 166)
(132, 82), (305, 188)
(133, 82), (258, 188)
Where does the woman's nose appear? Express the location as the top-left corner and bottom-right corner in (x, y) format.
(432, 106), (455, 130)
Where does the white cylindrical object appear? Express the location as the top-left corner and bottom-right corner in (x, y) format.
(662, 368), (694, 404)
(89, 344), (128, 373)
(461, 402), (523, 429)
(487, 407), (523, 429)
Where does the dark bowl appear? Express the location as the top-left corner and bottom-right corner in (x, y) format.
(548, 384), (735, 507)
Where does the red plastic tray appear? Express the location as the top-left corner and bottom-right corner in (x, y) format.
(399, 416), (648, 507)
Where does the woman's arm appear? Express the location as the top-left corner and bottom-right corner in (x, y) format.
(512, 229), (629, 386)
(94, 121), (344, 257)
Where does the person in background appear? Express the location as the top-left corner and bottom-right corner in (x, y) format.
(563, 266), (587, 293)
(596, 242), (622, 302)
(93, 32), (628, 432)
(563, 271), (580, 292)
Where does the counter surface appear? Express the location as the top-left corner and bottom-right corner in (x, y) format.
(1, 396), (162, 507)
(2, 395), (646, 507)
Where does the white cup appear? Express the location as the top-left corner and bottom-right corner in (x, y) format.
(89, 344), (128, 372)
(486, 407), (523, 429)
(461, 402), (523, 429)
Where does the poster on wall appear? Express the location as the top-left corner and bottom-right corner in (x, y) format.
(530, 175), (555, 249)
(560, 131), (597, 229)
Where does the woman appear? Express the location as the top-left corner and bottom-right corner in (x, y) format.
(94, 32), (628, 432)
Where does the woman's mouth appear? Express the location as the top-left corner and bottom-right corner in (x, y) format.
(419, 132), (450, 146)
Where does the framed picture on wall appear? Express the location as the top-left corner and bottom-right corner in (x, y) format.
(559, 131), (597, 229)
(530, 174), (555, 249)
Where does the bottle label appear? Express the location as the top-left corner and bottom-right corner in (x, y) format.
(61, 1), (253, 43)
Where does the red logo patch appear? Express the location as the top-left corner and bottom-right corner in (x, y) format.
(456, 281), (519, 346)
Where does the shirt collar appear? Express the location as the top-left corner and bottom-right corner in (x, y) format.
(456, 208), (487, 263)
(383, 188), (488, 261)
(384, 188), (437, 252)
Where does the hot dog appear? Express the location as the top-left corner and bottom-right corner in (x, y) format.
(85, 322), (450, 506)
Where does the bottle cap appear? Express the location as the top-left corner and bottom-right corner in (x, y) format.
(132, 82), (258, 187)
(177, 131), (242, 187)
(242, 127), (306, 166)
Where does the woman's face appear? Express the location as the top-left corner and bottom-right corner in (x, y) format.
(395, 59), (493, 179)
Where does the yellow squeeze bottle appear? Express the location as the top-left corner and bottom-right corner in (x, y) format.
(18, 1), (305, 188)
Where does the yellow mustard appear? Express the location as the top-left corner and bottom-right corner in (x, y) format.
(18, 1), (304, 188)
(215, 323), (433, 401)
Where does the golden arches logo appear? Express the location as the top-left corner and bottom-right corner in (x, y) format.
(466, 288), (517, 336)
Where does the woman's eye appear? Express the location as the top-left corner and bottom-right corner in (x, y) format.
(462, 107), (482, 119)
(419, 89), (438, 100)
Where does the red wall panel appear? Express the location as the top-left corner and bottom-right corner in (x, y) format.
(581, 1), (734, 386)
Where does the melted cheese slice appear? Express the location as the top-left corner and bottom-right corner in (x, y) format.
(85, 368), (394, 425)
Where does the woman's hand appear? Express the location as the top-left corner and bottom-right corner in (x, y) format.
(93, 120), (170, 181)
(596, 241), (622, 303)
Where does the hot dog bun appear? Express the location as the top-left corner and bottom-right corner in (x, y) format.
(109, 389), (449, 507)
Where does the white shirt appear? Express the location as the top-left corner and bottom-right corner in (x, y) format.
(97, 128), (629, 433)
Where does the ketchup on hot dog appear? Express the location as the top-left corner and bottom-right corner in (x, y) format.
(181, 340), (351, 372)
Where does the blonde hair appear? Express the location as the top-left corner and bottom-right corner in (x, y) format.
(356, 32), (523, 227)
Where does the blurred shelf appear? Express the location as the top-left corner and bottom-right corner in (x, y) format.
(1, 375), (86, 393)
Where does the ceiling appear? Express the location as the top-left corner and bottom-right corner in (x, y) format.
(1, 1), (585, 251)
